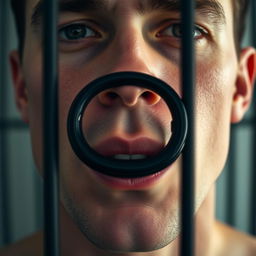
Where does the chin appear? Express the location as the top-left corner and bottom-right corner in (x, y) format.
(63, 191), (180, 252)
(82, 215), (179, 253)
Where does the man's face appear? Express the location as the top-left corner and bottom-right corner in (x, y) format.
(11, 0), (255, 252)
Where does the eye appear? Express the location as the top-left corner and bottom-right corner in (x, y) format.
(157, 23), (207, 40)
(59, 23), (99, 41)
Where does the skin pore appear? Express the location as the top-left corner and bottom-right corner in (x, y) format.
(1, 0), (256, 255)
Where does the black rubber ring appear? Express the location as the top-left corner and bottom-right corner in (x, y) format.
(67, 72), (188, 178)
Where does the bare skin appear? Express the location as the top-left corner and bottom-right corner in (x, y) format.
(1, 0), (256, 255)
(1, 187), (256, 256)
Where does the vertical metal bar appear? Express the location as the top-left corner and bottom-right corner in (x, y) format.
(180, 1), (195, 256)
(250, 0), (256, 236)
(0, 0), (11, 245)
(43, 0), (59, 255)
(226, 126), (236, 226)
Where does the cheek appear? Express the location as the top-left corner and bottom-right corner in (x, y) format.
(24, 60), (44, 173)
(58, 63), (102, 113)
(57, 66), (99, 182)
(195, 58), (237, 194)
(58, 67), (91, 148)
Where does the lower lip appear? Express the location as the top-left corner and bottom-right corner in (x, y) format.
(91, 168), (169, 190)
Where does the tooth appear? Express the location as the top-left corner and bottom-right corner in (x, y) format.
(130, 154), (147, 160)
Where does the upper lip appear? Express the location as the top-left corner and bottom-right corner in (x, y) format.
(93, 137), (164, 157)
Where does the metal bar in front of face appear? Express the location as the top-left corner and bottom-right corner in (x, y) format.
(43, 0), (60, 255)
(0, 0), (11, 245)
(180, 1), (196, 256)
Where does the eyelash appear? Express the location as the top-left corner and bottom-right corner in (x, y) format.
(157, 23), (208, 40)
(58, 23), (100, 42)
(57, 21), (208, 46)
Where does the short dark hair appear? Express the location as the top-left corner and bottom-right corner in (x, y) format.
(11, 0), (251, 57)
(11, 0), (26, 56)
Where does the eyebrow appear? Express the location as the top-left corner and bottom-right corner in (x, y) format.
(31, 0), (110, 26)
(31, 0), (226, 27)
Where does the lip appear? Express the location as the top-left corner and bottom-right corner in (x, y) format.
(91, 168), (169, 190)
(93, 137), (164, 156)
(90, 137), (167, 190)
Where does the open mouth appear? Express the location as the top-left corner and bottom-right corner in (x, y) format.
(89, 136), (168, 190)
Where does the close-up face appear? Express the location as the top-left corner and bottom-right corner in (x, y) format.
(10, 0), (255, 253)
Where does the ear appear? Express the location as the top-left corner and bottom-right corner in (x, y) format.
(9, 50), (29, 124)
(231, 47), (256, 123)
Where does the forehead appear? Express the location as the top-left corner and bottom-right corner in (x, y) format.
(26, 0), (233, 15)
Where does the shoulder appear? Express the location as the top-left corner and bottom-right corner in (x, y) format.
(215, 221), (256, 256)
(0, 231), (43, 256)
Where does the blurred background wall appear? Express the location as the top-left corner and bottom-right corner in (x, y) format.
(0, 0), (255, 247)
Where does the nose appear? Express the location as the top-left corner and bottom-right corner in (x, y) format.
(98, 86), (161, 107)
(97, 24), (163, 107)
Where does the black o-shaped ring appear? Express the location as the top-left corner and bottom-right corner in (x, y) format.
(67, 72), (188, 178)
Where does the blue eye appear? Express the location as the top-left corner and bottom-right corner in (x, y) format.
(170, 24), (183, 37)
(59, 24), (98, 41)
(159, 23), (206, 39)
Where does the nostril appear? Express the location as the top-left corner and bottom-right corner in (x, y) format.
(106, 92), (119, 100)
(98, 87), (161, 107)
(98, 91), (119, 106)
(141, 91), (161, 105)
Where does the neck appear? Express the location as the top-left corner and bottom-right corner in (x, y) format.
(60, 186), (217, 256)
